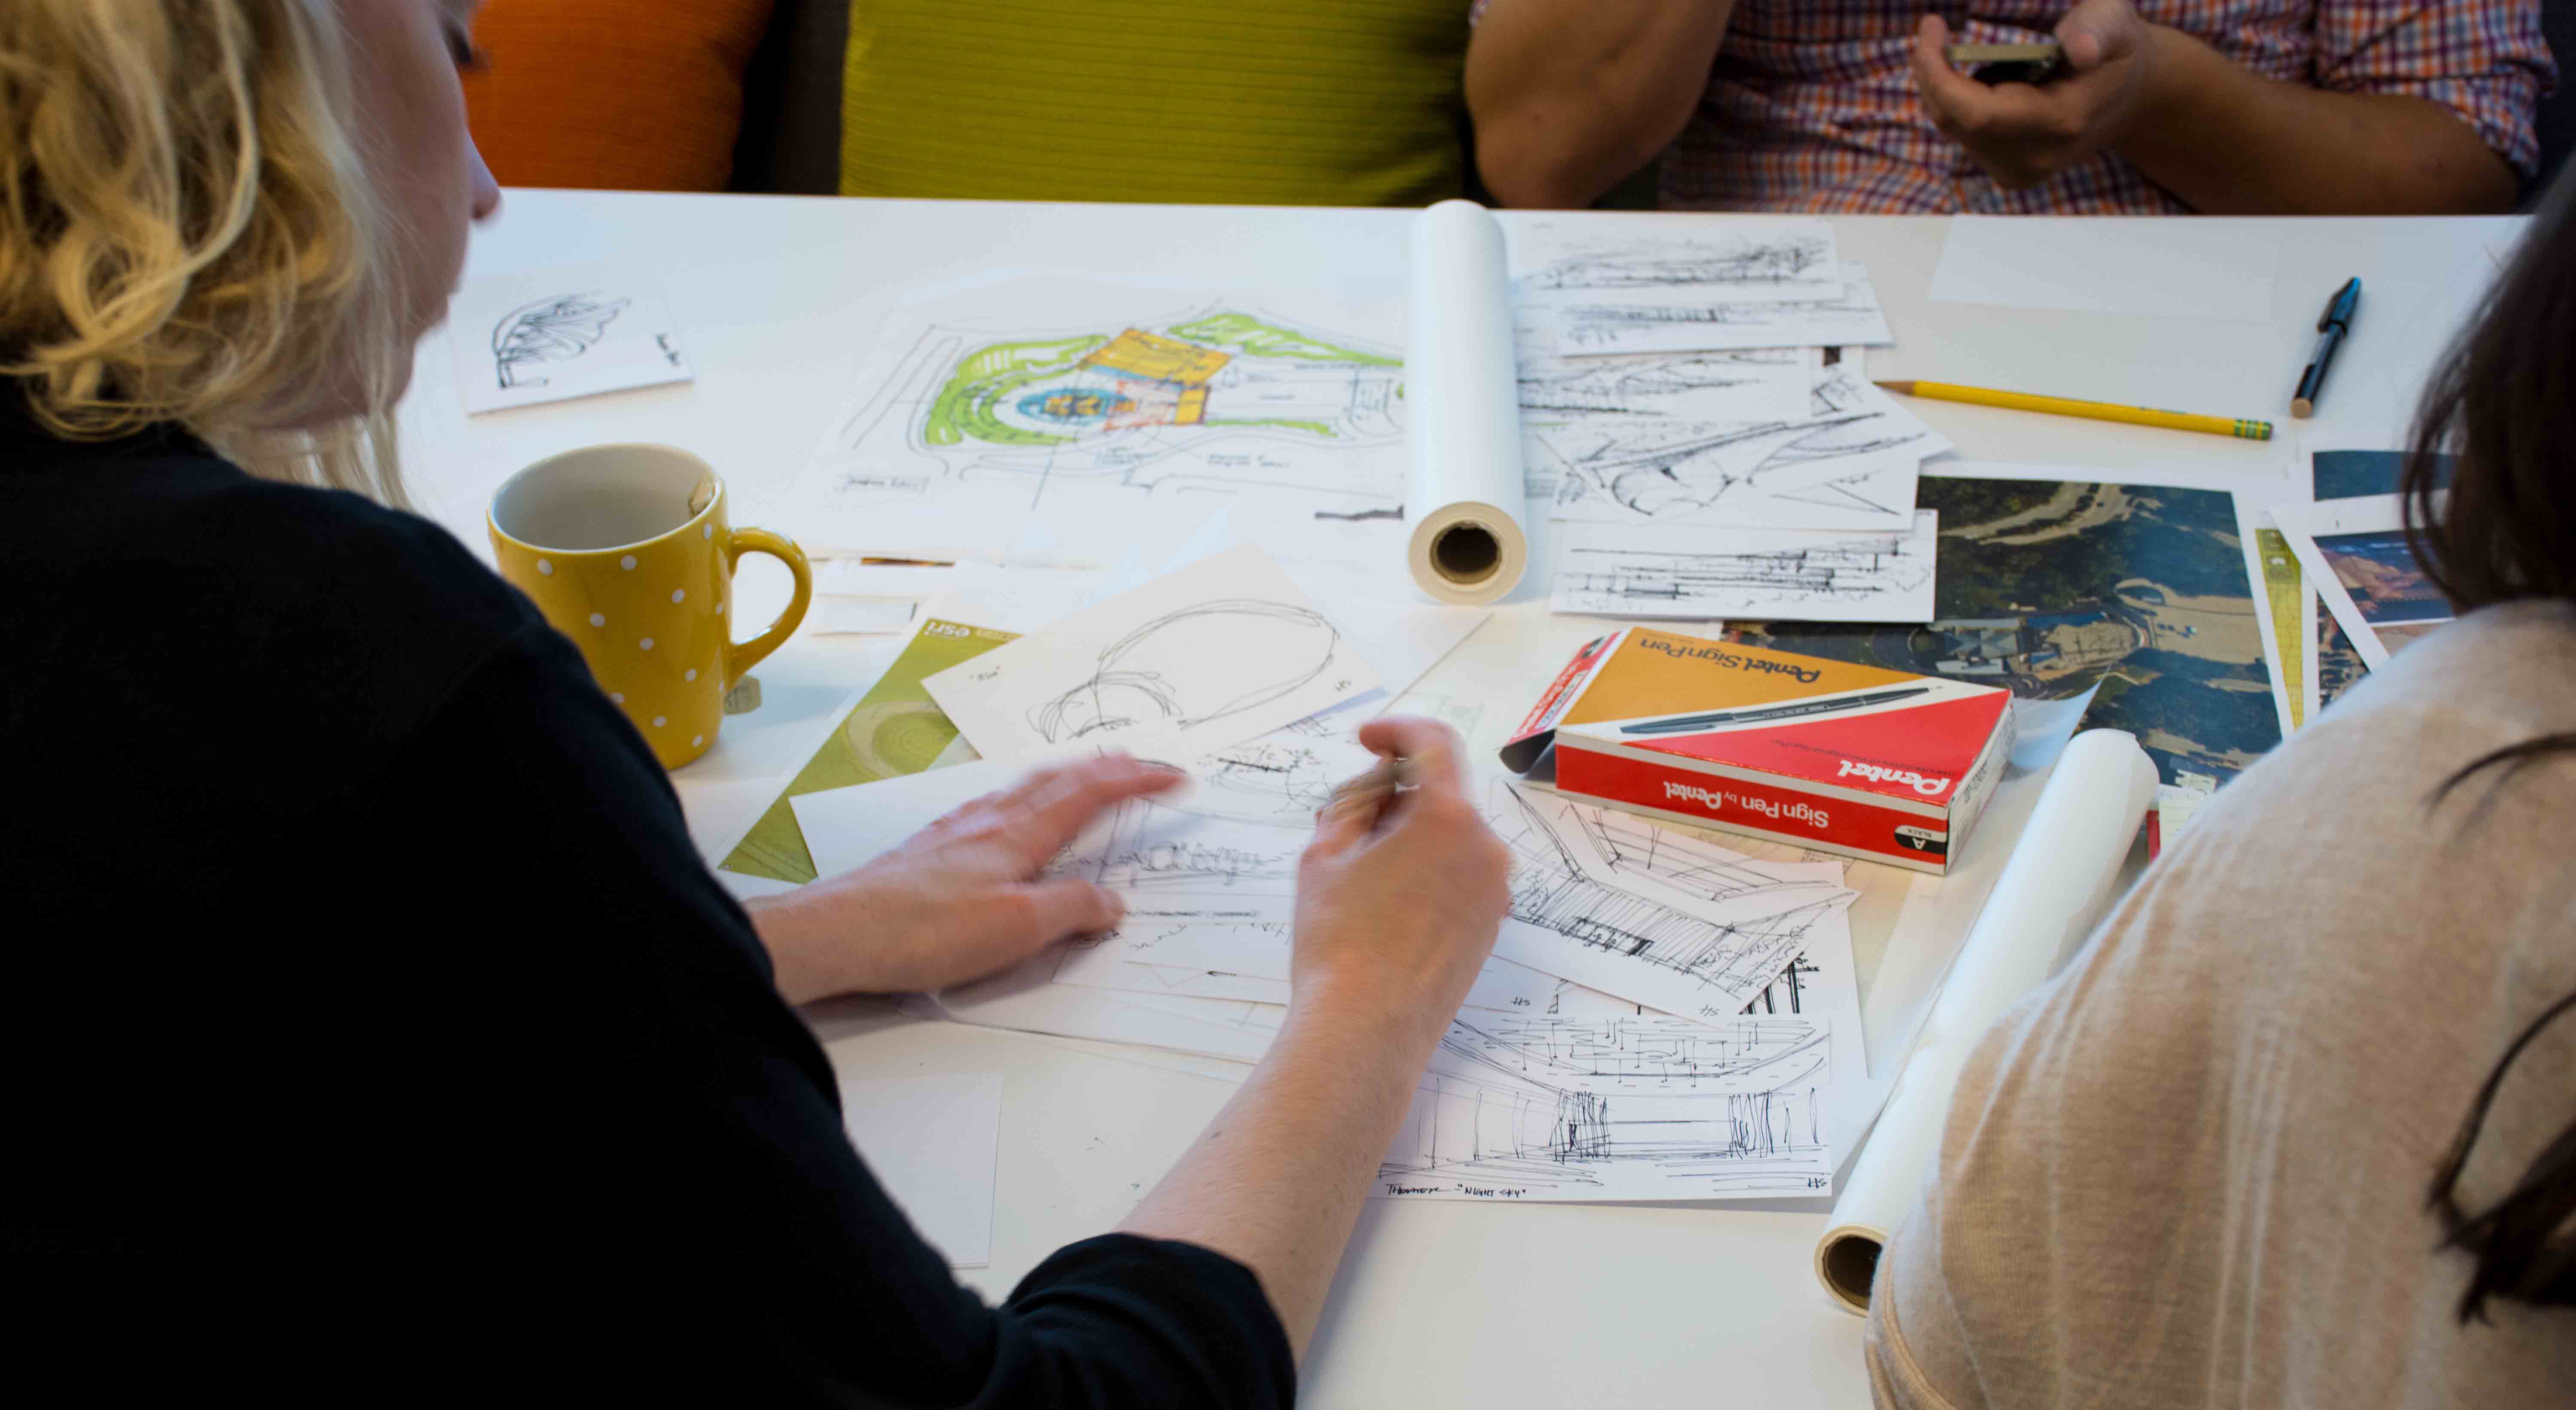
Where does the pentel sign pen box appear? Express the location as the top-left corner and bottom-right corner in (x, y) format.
(1500, 627), (2014, 874)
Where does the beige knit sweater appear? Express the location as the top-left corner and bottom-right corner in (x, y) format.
(1867, 601), (2576, 1408)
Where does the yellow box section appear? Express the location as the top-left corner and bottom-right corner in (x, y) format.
(1174, 387), (1208, 425)
(1561, 627), (1929, 725)
(1081, 328), (1233, 386)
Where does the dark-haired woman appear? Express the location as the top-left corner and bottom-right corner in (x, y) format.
(1865, 185), (2576, 1401)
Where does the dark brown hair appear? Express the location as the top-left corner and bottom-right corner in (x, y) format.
(2403, 168), (2576, 1323)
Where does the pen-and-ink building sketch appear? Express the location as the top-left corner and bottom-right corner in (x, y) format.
(1380, 1014), (1834, 1199)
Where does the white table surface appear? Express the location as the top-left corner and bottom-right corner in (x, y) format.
(398, 194), (2512, 1408)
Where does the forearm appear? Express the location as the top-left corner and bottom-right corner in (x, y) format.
(1466, 0), (1737, 208)
(2115, 25), (2516, 214)
(742, 891), (848, 1006)
(1118, 1003), (1442, 1356)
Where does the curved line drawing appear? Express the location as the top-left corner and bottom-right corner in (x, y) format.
(1029, 600), (1340, 741)
(492, 292), (630, 390)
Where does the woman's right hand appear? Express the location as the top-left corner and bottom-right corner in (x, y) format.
(1289, 717), (1513, 1041)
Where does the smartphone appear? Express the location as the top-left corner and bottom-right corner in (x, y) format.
(1942, 41), (2066, 85)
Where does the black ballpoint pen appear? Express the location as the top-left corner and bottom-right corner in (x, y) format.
(1621, 686), (1929, 735)
(2291, 277), (2360, 420)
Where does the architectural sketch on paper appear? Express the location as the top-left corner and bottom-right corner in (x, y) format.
(1025, 600), (1350, 742)
(1517, 347), (1809, 424)
(1538, 368), (1935, 527)
(1740, 951), (1824, 1015)
(1049, 803), (1307, 906)
(1486, 781), (1853, 1008)
(1558, 796), (1848, 912)
(1552, 517), (1936, 616)
(1518, 225), (1839, 301)
(1194, 717), (1367, 819)
(811, 306), (1407, 512)
(491, 292), (628, 389)
(1379, 1013), (1835, 1199)
(1029, 602), (1347, 742)
(1538, 267), (1892, 355)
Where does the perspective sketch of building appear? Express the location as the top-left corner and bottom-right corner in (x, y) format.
(1379, 1014), (1835, 1199)
(1489, 781), (1852, 1008)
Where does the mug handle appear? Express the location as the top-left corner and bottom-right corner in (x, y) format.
(721, 526), (812, 687)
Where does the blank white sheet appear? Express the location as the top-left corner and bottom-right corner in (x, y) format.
(839, 1073), (1005, 1268)
(1928, 217), (2278, 322)
(792, 761), (1009, 876)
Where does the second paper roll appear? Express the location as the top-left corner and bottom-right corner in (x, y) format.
(1406, 200), (1529, 605)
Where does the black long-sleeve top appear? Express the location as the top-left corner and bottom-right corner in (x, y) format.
(0, 399), (1293, 1404)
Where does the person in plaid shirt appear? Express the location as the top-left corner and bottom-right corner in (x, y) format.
(1465, 0), (2555, 213)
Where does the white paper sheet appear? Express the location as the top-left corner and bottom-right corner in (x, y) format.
(933, 960), (1282, 1062)
(1047, 947), (1295, 1004)
(791, 760), (1012, 876)
(1519, 346), (1812, 425)
(923, 545), (1380, 760)
(1535, 264), (1894, 356)
(1512, 215), (1844, 306)
(2267, 493), (2453, 669)
(812, 564), (1112, 638)
(811, 597), (920, 635)
(839, 1073), (1005, 1268)
(1927, 217), (2279, 322)
(449, 264), (692, 413)
(1551, 510), (1939, 622)
(1538, 365), (1944, 531)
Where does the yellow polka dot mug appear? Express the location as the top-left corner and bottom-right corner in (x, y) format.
(488, 444), (811, 769)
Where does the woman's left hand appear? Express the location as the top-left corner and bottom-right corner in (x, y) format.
(743, 755), (1183, 1004)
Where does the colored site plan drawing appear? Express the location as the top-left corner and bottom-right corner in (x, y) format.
(793, 280), (1410, 555)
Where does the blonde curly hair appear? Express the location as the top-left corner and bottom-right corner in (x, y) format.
(1, 0), (408, 504)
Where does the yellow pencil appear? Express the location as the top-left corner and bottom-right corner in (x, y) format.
(1876, 380), (2273, 441)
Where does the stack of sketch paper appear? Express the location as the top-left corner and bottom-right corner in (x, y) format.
(769, 544), (1874, 1205)
(1509, 217), (1952, 622)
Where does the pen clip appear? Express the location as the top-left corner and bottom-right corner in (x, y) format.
(2317, 278), (2358, 334)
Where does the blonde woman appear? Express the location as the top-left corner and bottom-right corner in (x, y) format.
(0, 3), (1512, 1399)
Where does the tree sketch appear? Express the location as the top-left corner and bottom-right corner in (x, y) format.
(491, 292), (630, 390)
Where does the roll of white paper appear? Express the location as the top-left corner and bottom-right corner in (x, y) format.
(1405, 200), (1529, 606)
(1814, 728), (2159, 1313)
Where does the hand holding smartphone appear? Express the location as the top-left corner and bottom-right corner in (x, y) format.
(1942, 41), (2066, 85)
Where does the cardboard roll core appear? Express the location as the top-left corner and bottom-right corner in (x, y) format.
(1817, 1231), (1883, 1312)
(1430, 521), (1502, 584)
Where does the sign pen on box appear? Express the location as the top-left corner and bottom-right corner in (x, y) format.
(1620, 685), (1930, 735)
